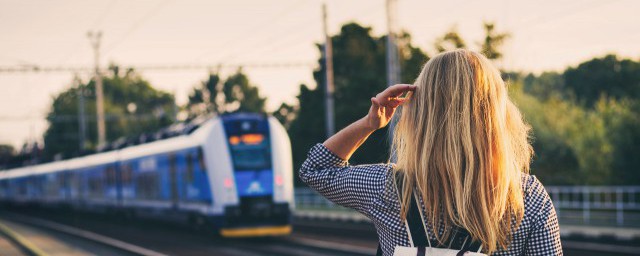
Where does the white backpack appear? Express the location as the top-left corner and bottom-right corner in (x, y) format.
(390, 174), (487, 256)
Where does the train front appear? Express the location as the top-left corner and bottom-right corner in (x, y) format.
(205, 113), (294, 237)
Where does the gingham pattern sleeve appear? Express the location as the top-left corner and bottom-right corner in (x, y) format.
(523, 176), (563, 256)
(299, 143), (392, 214)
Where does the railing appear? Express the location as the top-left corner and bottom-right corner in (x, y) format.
(547, 186), (640, 227)
(294, 186), (640, 227)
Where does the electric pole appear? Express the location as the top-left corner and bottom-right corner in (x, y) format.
(386, 0), (400, 88)
(322, 3), (335, 138)
(88, 31), (106, 150)
(386, 0), (401, 161)
(76, 74), (87, 152)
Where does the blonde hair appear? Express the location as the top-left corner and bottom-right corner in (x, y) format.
(392, 49), (532, 254)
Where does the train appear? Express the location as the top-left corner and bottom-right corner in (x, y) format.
(0, 113), (294, 237)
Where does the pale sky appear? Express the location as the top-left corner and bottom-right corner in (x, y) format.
(1, 0), (639, 149)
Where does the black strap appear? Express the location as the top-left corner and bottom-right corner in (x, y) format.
(376, 172), (482, 255)
(376, 173), (429, 255)
(400, 173), (430, 247)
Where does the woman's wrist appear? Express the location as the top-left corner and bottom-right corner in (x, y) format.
(359, 115), (379, 133)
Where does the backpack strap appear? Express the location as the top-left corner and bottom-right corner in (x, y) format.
(376, 171), (429, 255)
(395, 172), (431, 248)
(375, 172), (484, 255)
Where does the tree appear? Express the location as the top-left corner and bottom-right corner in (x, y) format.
(187, 74), (222, 118)
(186, 70), (266, 116)
(523, 72), (565, 100)
(479, 22), (509, 60)
(287, 23), (428, 184)
(597, 98), (640, 184)
(510, 83), (612, 185)
(272, 103), (296, 129)
(43, 67), (176, 159)
(434, 26), (466, 53)
(0, 144), (14, 170)
(223, 70), (266, 113)
(564, 55), (640, 106)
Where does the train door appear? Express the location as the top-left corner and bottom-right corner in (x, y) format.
(169, 153), (178, 209)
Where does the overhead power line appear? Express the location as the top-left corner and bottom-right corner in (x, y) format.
(223, 1), (383, 64)
(0, 112), (172, 123)
(0, 61), (316, 74)
(195, 0), (308, 63)
(103, 0), (173, 54)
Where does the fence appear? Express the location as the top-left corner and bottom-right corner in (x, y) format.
(294, 186), (640, 227)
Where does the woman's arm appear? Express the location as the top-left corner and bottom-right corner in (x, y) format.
(323, 83), (416, 160)
(298, 84), (416, 214)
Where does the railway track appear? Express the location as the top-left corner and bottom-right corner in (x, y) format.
(0, 220), (41, 256)
(1, 208), (638, 256)
(0, 213), (167, 256)
(0, 209), (372, 256)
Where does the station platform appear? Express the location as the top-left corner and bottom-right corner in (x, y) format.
(0, 216), (132, 256)
(0, 227), (25, 256)
(560, 224), (640, 240)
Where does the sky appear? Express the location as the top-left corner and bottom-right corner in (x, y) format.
(0, 0), (639, 149)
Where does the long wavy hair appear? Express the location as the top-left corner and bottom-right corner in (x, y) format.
(392, 49), (533, 254)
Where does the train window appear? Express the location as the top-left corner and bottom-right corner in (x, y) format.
(18, 179), (27, 197)
(197, 147), (206, 172)
(45, 174), (57, 196)
(69, 172), (80, 199)
(106, 166), (116, 186)
(227, 135), (271, 171)
(136, 172), (160, 200)
(0, 180), (6, 197)
(88, 169), (104, 199)
(26, 178), (35, 197)
(186, 152), (194, 183)
(121, 163), (133, 184)
(0, 180), (5, 196)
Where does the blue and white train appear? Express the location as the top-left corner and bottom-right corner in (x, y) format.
(0, 113), (294, 237)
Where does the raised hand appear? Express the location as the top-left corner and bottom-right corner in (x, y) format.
(365, 84), (416, 130)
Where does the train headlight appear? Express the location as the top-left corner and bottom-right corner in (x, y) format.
(224, 178), (235, 201)
(275, 174), (283, 187)
(224, 178), (234, 188)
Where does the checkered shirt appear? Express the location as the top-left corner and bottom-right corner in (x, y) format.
(299, 143), (563, 256)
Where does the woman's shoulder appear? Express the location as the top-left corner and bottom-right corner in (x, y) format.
(520, 173), (555, 221)
(520, 173), (548, 199)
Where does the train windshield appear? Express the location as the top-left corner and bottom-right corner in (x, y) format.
(227, 133), (271, 170)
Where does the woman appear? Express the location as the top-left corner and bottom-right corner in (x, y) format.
(299, 49), (562, 255)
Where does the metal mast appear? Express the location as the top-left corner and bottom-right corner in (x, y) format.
(386, 0), (401, 161)
(322, 3), (335, 138)
(88, 31), (106, 149)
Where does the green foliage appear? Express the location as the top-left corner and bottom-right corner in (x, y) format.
(523, 72), (565, 100)
(518, 55), (640, 184)
(272, 103), (296, 129)
(223, 71), (266, 113)
(479, 22), (509, 60)
(43, 68), (176, 159)
(511, 77), (640, 185)
(563, 54), (640, 106)
(432, 22), (508, 60)
(187, 70), (266, 117)
(287, 23), (428, 184)
(187, 74), (222, 117)
(434, 26), (466, 53)
(0, 144), (14, 169)
(512, 88), (612, 184)
(596, 99), (640, 184)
